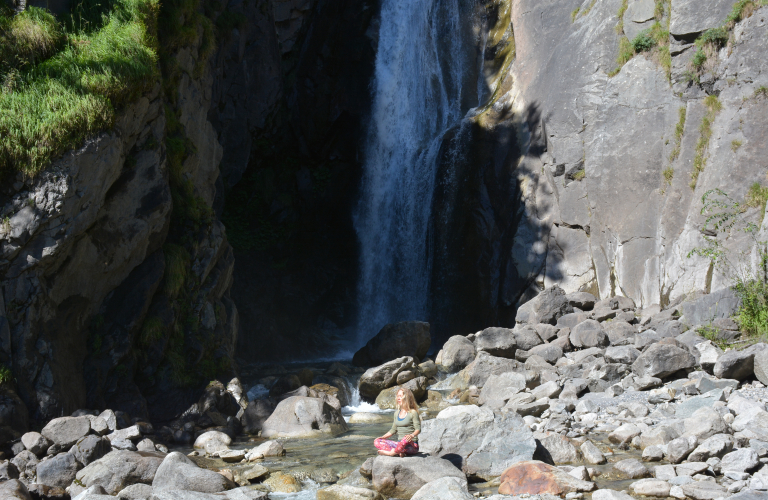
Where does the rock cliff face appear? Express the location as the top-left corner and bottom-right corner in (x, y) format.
(428, 0), (768, 341)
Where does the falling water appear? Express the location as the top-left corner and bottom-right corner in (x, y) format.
(354, 0), (473, 343)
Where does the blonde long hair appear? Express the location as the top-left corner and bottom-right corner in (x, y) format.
(396, 386), (418, 412)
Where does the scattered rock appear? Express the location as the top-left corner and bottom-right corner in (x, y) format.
(21, 432), (51, 456)
(498, 460), (595, 496)
(36, 452), (81, 487)
(317, 484), (384, 500)
(0, 480), (31, 500)
(680, 481), (728, 500)
(41, 417), (92, 448)
(515, 286), (574, 325)
(720, 448), (760, 473)
(153, 451), (236, 493)
(632, 344), (695, 379)
(580, 441), (606, 464)
(570, 320), (609, 349)
(76, 450), (162, 495)
(371, 455), (465, 499)
(631, 478), (671, 497)
(613, 459), (650, 479)
(437, 336), (476, 372)
(475, 327), (517, 358)
(358, 357), (415, 400)
(714, 343), (768, 380)
(261, 396), (347, 438)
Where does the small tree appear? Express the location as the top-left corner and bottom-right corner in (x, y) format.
(688, 189), (768, 338)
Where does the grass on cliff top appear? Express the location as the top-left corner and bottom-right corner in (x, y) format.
(0, 0), (159, 178)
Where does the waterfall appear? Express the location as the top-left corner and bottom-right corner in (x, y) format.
(354, 0), (473, 344)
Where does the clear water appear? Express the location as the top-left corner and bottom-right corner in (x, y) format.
(354, 0), (471, 345)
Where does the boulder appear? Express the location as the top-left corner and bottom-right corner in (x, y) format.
(631, 479), (671, 498)
(715, 343), (768, 380)
(317, 484), (384, 500)
(245, 440), (284, 461)
(375, 377), (428, 409)
(36, 452), (81, 487)
(353, 321), (431, 367)
(115, 483), (153, 499)
(76, 450), (163, 495)
(613, 458), (650, 479)
(21, 432), (51, 456)
(632, 344), (695, 378)
(592, 490), (635, 500)
(474, 328), (517, 358)
(478, 372), (527, 407)
(688, 434), (734, 462)
(539, 433), (579, 464)
(581, 441), (606, 464)
(0, 480), (31, 500)
(498, 460), (595, 496)
(411, 476), (472, 500)
(683, 407), (727, 441)
(261, 396), (347, 438)
(679, 288), (741, 329)
(242, 399), (275, 435)
(566, 292), (596, 310)
(605, 346), (641, 365)
(437, 336), (476, 372)
(263, 472), (302, 493)
(41, 416), (92, 448)
(570, 320), (609, 348)
(371, 456), (465, 499)
(609, 424), (642, 445)
(193, 431), (231, 452)
(515, 286), (573, 325)
(358, 357), (415, 400)
(754, 349), (768, 385)
(453, 352), (522, 390)
(720, 449), (760, 473)
(603, 321), (637, 346)
(268, 375), (302, 399)
(152, 452), (235, 493)
(680, 481), (728, 500)
(666, 436), (697, 464)
(419, 405), (536, 480)
(71, 435), (111, 466)
(197, 381), (245, 417)
(556, 313), (590, 329)
(527, 344), (563, 365)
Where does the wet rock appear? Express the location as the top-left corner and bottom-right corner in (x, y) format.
(0, 480), (31, 500)
(570, 320), (609, 349)
(714, 343), (768, 380)
(516, 286), (574, 326)
(153, 451), (235, 493)
(411, 476), (472, 500)
(580, 441), (606, 464)
(261, 396), (347, 438)
(632, 344), (695, 379)
(613, 459), (650, 479)
(352, 321), (431, 367)
(475, 327), (517, 358)
(41, 417), (92, 448)
(76, 450), (163, 495)
(420, 405), (536, 480)
(358, 357), (415, 400)
(317, 484), (384, 500)
(498, 460), (595, 496)
(631, 478), (671, 497)
(371, 455), (465, 499)
(194, 431), (232, 452)
(21, 432), (51, 456)
(720, 448), (760, 473)
(478, 372), (527, 407)
(219, 449), (245, 463)
(264, 472), (302, 493)
(437, 336), (476, 372)
(680, 481), (728, 500)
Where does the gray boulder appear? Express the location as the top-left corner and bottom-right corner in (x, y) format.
(117, 483), (154, 499)
(37, 452), (81, 487)
(603, 321), (636, 346)
(696, 341), (724, 374)
(72, 435), (112, 466)
(515, 286), (573, 325)
(565, 292), (596, 310)
(241, 399), (275, 435)
(453, 351), (522, 390)
(666, 436), (697, 464)
(514, 326), (545, 351)
(605, 346), (641, 364)
(683, 407), (728, 441)
(21, 432), (51, 456)
(411, 476), (472, 500)
(317, 484), (383, 500)
(632, 343), (695, 378)
(556, 313), (590, 329)
(754, 349), (768, 386)
(715, 343), (768, 381)
(358, 357), (415, 400)
(527, 343), (563, 365)
(76, 450), (163, 495)
(352, 321), (431, 366)
(437, 336), (476, 372)
(539, 433), (579, 464)
(720, 449), (760, 473)
(680, 288), (742, 329)
(688, 434), (734, 462)
(478, 372), (527, 407)
(0, 480), (31, 500)
(419, 405), (536, 480)
(474, 328), (516, 358)
(570, 320), (609, 349)
(261, 396), (347, 438)
(371, 455), (465, 499)
(41, 416), (92, 448)
(152, 452), (235, 493)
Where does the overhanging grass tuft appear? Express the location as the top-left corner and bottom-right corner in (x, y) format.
(0, 0), (159, 177)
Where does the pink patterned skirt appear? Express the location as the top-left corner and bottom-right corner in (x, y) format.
(374, 437), (419, 456)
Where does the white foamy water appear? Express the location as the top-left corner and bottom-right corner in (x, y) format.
(354, 0), (471, 344)
(342, 385), (392, 416)
(427, 371), (459, 391)
(269, 480), (321, 500)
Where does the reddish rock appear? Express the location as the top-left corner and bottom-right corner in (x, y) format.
(499, 461), (595, 497)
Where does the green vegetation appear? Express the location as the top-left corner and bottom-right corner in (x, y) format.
(631, 29), (656, 52)
(668, 106), (686, 162)
(746, 182), (768, 213)
(573, 169), (586, 181)
(725, 0), (768, 27)
(0, 364), (12, 385)
(615, 0), (628, 34)
(663, 167), (674, 186)
(697, 324), (731, 350)
(690, 95), (722, 190)
(0, 0), (159, 177)
(139, 316), (165, 346)
(731, 139), (743, 152)
(689, 189), (768, 344)
(756, 86), (768, 98)
(610, 8), (670, 79)
(571, 7), (580, 22)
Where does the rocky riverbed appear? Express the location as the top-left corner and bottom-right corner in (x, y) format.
(3, 286), (768, 500)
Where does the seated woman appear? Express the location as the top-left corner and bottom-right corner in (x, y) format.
(374, 386), (421, 457)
